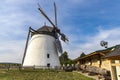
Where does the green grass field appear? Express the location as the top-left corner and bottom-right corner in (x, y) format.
(0, 69), (95, 80)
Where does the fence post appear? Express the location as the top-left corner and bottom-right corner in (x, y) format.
(33, 65), (35, 70)
(7, 64), (10, 71)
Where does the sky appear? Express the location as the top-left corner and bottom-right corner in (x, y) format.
(0, 0), (120, 63)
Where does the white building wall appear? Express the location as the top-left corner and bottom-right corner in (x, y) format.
(23, 34), (60, 68)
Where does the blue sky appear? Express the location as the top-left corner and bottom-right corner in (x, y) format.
(1, 0), (120, 63)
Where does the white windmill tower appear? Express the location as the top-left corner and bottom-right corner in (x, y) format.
(22, 2), (68, 68)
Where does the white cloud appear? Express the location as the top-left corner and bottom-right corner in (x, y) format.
(0, 0), (35, 63)
(0, 0), (120, 63)
(66, 27), (120, 59)
(0, 40), (25, 63)
(0, 0), (55, 63)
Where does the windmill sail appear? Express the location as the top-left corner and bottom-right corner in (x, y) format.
(54, 2), (57, 27)
(38, 3), (68, 42)
(38, 3), (56, 28)
(55, 39), (63, 53)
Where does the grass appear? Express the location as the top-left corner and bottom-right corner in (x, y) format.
(0, 69), (95, 80)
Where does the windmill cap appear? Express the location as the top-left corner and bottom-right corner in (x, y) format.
(37, 25), (53, 32)
(32, 25), (57, 38)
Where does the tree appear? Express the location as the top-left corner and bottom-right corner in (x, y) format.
(80, 52), (86, 58)
(59, 51), (74, 66)
(59, 51), (68, 65)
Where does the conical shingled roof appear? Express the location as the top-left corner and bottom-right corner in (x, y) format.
(37, 25), (53, 32)
(32, 25), (57, 38)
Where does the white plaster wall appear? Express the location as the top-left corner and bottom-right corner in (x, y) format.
(23, 34), (60, 68)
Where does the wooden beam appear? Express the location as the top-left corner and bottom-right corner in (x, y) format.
(111, 63), (120, 66)
(99, 52), (105, 56)
(22, 27), (31, 66)
(107, 56), (120, 60)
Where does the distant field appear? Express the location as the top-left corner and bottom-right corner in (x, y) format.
(0, 69), (95, 80)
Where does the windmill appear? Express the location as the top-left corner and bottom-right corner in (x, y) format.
(22, 2), (68, 68)
(100, 40), (108, 48)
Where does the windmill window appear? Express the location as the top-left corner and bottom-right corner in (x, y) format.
(47, 54), (50, 58)
(47, 63), (50, 67)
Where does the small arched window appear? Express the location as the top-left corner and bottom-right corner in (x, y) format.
(47, 54), (50, 58)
